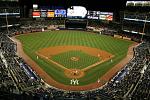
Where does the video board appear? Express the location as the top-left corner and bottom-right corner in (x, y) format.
(40, 10), (47, 17)
(32, 4), (67, 18)
(87, 11), (100, 19)
(99, 12), (113, 21)
(32, 11), (40, 18)
(31, 4), (113, 21)
(33, 9), (67, 18)
(87, 11), (113, 21)
(54, 9), (66, 17)
(67, 6), (87, 19)
(47, 10), (55, 17)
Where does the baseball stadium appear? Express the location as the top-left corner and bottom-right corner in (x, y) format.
(0, 0), (150, 100)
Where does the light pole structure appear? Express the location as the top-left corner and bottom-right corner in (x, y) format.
(5, 9), (9, 34)
(141, 15), (147, 42)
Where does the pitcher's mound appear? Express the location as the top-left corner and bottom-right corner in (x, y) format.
(64, 69), (84, 79)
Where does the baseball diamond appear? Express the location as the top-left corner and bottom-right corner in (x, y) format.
(14, 30), (134, 90)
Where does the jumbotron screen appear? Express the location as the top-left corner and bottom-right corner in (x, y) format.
(55, 9), (66, 17)
(99, 12), (113, 21)
(87, 11), (100, 19)
(40, 10), (47, 17)
(87, 11), (113, 21)
(67, 6), (87, 19)
(32, 11), (40, 18)
(33, 9), (67, 18)
(31, 5), (113, 21)
(47, 10), (55, 17)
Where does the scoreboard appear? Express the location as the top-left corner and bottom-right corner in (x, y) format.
(87, 11), (100, 19)
(32, 9), (66, 18)
(40, 10), (47, 17)
(55, 9), (66, 17)
(32, 11), (40, 18)
(67, 6), (87, 19)
(47, 10), (55, 17)
(87, 11), (113, 21)
(32, 4), (66, 18)
(32, 4), (113, 21)
(99, 12), (113, 21)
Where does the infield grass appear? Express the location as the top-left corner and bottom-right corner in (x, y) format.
(51, 50), (100, 69)
(16, 30), (134, 85)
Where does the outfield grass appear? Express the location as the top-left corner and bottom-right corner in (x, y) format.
(16, 30), (133, 85)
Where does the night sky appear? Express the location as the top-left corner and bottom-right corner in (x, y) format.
(19, 0), (127, 11)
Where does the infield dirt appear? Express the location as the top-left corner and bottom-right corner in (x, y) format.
(36, 46), (114, 78)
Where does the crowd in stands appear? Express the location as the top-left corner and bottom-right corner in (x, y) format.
(0, 20), (150, 99)
(0, 34), (42, 99)
(103, 41), (150, 99)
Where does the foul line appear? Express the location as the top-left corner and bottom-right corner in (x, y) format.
(36, 52), (68, 70)
(36, 51), (114, 72)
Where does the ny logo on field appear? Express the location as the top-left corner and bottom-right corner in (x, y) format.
(70, 79), (79, 85)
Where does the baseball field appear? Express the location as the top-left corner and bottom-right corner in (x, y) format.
(15, 30), (134, 90)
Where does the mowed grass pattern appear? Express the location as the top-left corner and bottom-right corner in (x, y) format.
(52, 50), (100, 69)
(16, 30), (133, 85)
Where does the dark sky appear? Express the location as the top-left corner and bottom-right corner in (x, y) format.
(19, 0), (127, 11)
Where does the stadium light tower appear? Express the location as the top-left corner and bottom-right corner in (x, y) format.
(5, 9), (9, 34)
(141, 15), (147, 42)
